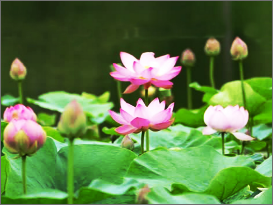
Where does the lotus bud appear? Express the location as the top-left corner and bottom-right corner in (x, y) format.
(180, 49), (195, 67)
(159, 88), (174, 106)
(204, 38), (221, 56)
(3, 119), (47, 157)
(10, 58), (27, 81)
(136, 185), (151, 204)
(140, 85), (156, 98)
(3, 104), (37, 122)
(57, 99), (87, 140)
(230, 37), (248, 60)
(121, 135), (134, 150)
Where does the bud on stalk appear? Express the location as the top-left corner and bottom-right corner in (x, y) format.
(10, 58), (27, 81)
(230, 37), (248, 60)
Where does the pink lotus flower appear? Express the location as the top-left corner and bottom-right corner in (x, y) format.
(202, 105), (254, 141)
(3, 104), (37, 122)
(3, 119), (47, 156)
(109, 98), (174, 135)
(110, 52), (181, 94)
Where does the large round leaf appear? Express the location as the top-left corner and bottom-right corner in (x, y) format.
(126, 146), (270, 200)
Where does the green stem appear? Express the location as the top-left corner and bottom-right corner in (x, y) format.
(117, 81), (122, 101)
(22, 155), (27, 194)
(239, 60), (247, 109)
(68, 139), (74, 204)
(209, 57), (215, 88)
(186, 67), (192, 109)
(18, 80), (23, 104)
(241, 141), (245, 155)
(144, 89), (150, 152)
(141, 131), (145, 154)
(221, 132), (225, 156)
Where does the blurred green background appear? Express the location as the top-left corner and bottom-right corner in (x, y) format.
(1, 1), (272, 114)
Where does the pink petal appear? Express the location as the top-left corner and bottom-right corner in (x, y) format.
(231, 132), (255, 141)
(207, 110), (231, 132)
(113, 63), (133, 76)
(134, 104), (149, 119)
(115, 125), (138, 135)
(108, 110), (128, 125)
(136, 98), (146, 106)
(202, 126), (217, 135)
(155, 54), (170, 64)
(120, 109), (134, 123)
(130, 117), (150, 130)
(120, 52), (138, 72)
(22, 120), (44, 142)
(156, 66), (182, 81)
(120, 98), (135, 115)
(147, 98), (165, 116)
(151, 80), (173, 89)
(150, 108), (172, 124)
(150, 119), (174, 131)
(157, 56), (179, 75)
(140, 67), (152, 79)
(130, 78), (150, 85)
(110, 72), (131, 81)
(123, 84), (140, 94)
(226, 109), (247, 132)
(133, 61), (146, 75)
(139, 52), (155, 66)
(204, 106), (217, 125)
(167, 102), (174, 112)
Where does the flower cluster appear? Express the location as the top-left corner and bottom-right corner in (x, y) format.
(3, 104), (46, 157)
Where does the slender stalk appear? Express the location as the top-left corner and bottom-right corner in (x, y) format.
(241, 141), (245, 155)
(186, 67), (192, 109)
(239, 60), (247, 109)
(67, 139), (74, 204)
(141, 131), (145, 154)
(221, 132), (225, 156)
(22, 155), (27, 194)
(209, 56), (215, 88)
(18, 80), (23, 104)
(117, 81), (122, 101)
(144, 89), (150, 152)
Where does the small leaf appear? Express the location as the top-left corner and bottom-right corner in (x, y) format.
(1, 94), (19, 106)
(102, 127), (119, 136)
(42, 127), (65, 142)
(37, 113), (56, 126)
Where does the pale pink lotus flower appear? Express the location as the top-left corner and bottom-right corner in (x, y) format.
(202, 105), (254, 141)
(109, 98), (174, 135)
(110, 52), (182, 94)
(4, 119), (47, 156)
(3, 104), (37, 122)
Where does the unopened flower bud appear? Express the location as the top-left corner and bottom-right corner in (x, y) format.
(159, 88), (174, 105)
(181, 49), (195, 67)
(140, 86), (156, 98)
(10, 58), (27, 81)
(204, 38), (221, 56)
(230, 37), (248, 60)
(57, 100), (87, 140)
(136, 185), (151, 204)
(121, 135), (134, 150)
(4, 119), (47, 157)
(3, 104), (37, 122)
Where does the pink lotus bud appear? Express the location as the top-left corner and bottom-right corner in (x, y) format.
(3, 119), (47, 156)
(3, 104), (37, 122)
(180, 49), (195, 67)
(121, 135), (134, 150)
(202, 105), (255, 141)
(10, 58), (27, 81)
(57, 100), (87, 139)
(230, 37), (248, 60)
(136, 185), (150, 204)
(140, 86), (156, 98)
(109, 98), (174, 135)
(204, 38), (221, 56)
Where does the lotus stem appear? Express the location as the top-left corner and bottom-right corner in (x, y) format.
(241, 141), (245, 155)
(117, 81), (122, 101)
(144, 89), (150, 152)
(209, 56), (215, 88)
(186, 67), (192, 109)
(221, 132), (225, 156)
(239, 60), (247, 109)
(22, 155), (27, 194)
(67, 139), (74, 204)
(18, 80), (23, 104)
(141, 131), (145, 154)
